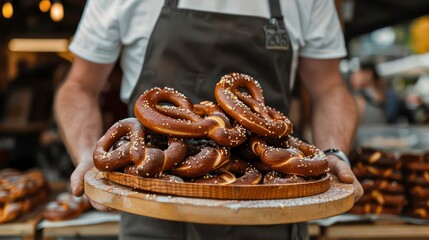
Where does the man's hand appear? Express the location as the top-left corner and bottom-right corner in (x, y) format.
(328, 156), (363, 202)
(70, 154), (112, 212)
(54, 57), (116, 212)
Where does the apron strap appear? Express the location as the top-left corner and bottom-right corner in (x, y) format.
(269, 0), (285, 29)
(269, 0), (283, 20)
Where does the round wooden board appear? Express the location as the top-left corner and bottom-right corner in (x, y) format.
(84, 168), (355, 225)
(102, 171), (330, 200)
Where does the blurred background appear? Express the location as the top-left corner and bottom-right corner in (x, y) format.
(1, 0), (428, 179)
(0, 0), (127, 181)
(0, 0), (429, 239)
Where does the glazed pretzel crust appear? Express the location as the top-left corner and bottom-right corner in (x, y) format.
(215, 73), (293, 138)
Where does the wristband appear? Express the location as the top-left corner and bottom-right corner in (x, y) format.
(323, 148), (351, 167)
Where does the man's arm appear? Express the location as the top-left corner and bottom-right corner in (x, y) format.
(299, 57), (363, 201)
(54, 57), (115, 198)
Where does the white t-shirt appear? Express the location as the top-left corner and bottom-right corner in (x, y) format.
(69, 0), (347, 103)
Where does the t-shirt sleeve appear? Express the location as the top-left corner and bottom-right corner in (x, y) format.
(299, 0), (347, 59)
(69, 0), (121, 64)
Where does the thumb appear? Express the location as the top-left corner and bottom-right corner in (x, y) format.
(329, 157), (354, 184)
(70, 161), (94, 197)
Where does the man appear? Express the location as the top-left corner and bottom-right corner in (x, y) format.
(55, 0), (363, 239)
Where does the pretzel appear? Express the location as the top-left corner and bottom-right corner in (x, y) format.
(401, 153), (429, 171)
(351, 147), (398, 167)
(249, 136), (328, 177)
(218, 157), (262, 185)
(410, 186), (429, 198)
(361, 179), (404, 194)
(93, 118), (141, 171)
(171, 144), (230, 179)
(94, 118), (188, 177)
(233, 141), (273, 174)
(369, 190), (405, 206)
(214, 73), (293, 138)
(409, 198), (429, 208)
(248, 159), (272, 175)
(0, 187), (48, 223)
(408, 208), (429, 219)
(0, 202), (21, 223)
(353, 162), (402, 181)
(407, 171), (429, 186)
(263, 171), (306, 185)
(135, 136), (188, 177)
(0, 178), (31, 203)
(192, 171), (236, 185)
(134, 87), (247, 147)
(349, 203), (402, 215)
(124, 166), (184, 183)
(44, 192), (91, 221)
(367, 166), (402, 180)
(0, 170), (47, 203)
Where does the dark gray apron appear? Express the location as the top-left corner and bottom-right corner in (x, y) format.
(123, 0), (308, 239)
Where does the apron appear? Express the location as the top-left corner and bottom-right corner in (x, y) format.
(128, 0), (293, 115)
(124, 0), (308, 239)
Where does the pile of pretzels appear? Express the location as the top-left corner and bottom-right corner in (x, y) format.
(401, 152), (429, 219)
(349, 147), (405, 215)
(0, 168), (49, 223)
(43, 192), (92, 221)
(93, 73), (329, 186)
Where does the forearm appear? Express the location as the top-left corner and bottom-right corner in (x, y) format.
(311, 84), (358, 154)
(54, 81), (103, 166)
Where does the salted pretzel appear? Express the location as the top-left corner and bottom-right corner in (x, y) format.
(218, 157), (262, 185)
(249, 136), (329, 177)
(192, 171), (236, 185)
(352, 162), (402, 181)
(409, 198), (429, 208)
(0, 186), (48, 223)
(124, 166), (184, 183)
(93, 118), (141, 171)
(171, 144), (230, 179)
(351, 147), (398, 167)
(369, 190), (405, 206)
(407, 171), (429, 186)
(410, 186), (429, 198)
(191, 158), (261, 185)
(409, 208), (429, 219)
(263, 171), (306, 185)
(349, 203), (402, 215)
(366, 166), (402, 180)
(94, 118), (188, 177)
(0, 170), (47, 203)
(401, 152), (429, 171)
(0, 177), (32, 203)
(361, 179), (404, 194)
(0, 202), (21, 223)
(135, 136), (188, 177)
(233, 142), (272, 174)
(134, 87), (247, 147)
(44, 192), (91, 221)
(214, 73), (293, 138)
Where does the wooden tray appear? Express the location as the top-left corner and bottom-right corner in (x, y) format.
(103, 171), (330, 200)
(84, 168), (355, 225)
